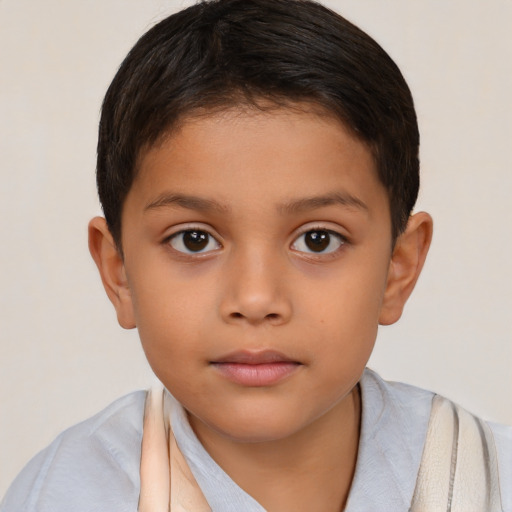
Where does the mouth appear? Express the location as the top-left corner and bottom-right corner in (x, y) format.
(210, 350), (302, 387)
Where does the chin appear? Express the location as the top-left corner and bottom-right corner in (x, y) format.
(204, 408), (309, 444)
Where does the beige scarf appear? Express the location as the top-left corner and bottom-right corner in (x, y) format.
(139, 388), (503, 512)
(138, 387), (210, 512)
(410, 394), (502, 512)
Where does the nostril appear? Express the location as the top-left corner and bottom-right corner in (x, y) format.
(228, 312), (281, 322)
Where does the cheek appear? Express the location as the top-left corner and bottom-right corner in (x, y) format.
(129, 276), (211, 368)
(302, 262), (387, 328)
(130, 254), (216, 326)
(297, 261), (388, 359)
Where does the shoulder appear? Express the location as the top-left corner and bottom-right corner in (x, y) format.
(489, 421), (512, 510)
(1, 391), (146, 512)
(359, 369), (512, 510)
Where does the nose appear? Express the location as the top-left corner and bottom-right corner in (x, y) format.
(219, 248), (293, 326)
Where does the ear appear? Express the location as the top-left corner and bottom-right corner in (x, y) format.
(379, 212), (433, 325)
(88, 217), (136, 329)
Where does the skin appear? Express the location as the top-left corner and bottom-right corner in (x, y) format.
(89, 107), (432, 511)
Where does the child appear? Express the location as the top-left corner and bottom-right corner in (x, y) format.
(2, 0), (510, 510)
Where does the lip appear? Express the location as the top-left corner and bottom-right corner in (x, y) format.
(210, 350), (302, 387)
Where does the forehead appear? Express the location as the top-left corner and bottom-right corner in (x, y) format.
(126, 107), (387, 222)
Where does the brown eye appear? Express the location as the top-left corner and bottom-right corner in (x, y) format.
(183, 231), (208, 251)
(292, 229), (345, 254)
(169, 230), (220, 254)
(305, 231), (330, 252)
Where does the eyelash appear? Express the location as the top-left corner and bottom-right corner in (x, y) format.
(291, 227), (347, 257)
(166, 227), (222, 255)
(165, 225), (347, 257)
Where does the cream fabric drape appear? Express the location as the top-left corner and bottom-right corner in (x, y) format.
(138, 388), (211, 512)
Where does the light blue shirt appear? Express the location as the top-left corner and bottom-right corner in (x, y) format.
(2, 369), (511, 511)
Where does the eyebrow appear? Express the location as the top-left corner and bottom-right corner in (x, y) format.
(144, 191), (368, 215)
(278, 192), (369, 215)
(144, 193), (230, 213)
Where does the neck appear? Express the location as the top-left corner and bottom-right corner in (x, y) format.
(190, 386), (361, 512)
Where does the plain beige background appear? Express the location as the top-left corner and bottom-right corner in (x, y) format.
(1, 0), (511, 497)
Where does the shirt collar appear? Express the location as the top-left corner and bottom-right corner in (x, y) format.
(169, 394), (265, 512)
(345, 369), (433, 511)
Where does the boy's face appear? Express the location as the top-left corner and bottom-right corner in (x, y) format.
(97, 107), (423, 443)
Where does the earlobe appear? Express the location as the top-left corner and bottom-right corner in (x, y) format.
(88, 217), (136, 329)
(379, 212), (433, 326)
